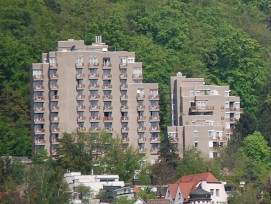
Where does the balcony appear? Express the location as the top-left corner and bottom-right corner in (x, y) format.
(150, 137), (160, 143)
(102, 84), (112, 89)
(92, 149), (101, 155)
(77, 105), (86, 111)
(122, 137), (129, 143)
(120, 84), (128, 89)
(51, 128), (60, 133)
(149, 116), (160, 121)
(104, 127), (113, 132)
(88, 73), (99, 78)
(75, 62), (84, 68)
(102, 62), (112, 68)
(77, 94), (85, 100)
(150, 126), (160, 132)
(210, 146), (221, 152)
(50, 84), (59, 90)
(120, 95), (128, 100)
(33, 85), (44, 90)
(138, 148), (147, 153)
(89, 84), (100, 89)
(49, 74), (58, 79)
(89, 94), (100, 100)
(137, 116), (146, 121)
(88, 62), (99, 68)
(121, 116), (129, 121)
(35, 139), (46, 144)
(77, 116), (86, 122)
(121, 127), (129, 132)
(137, 94), (145, 100)
(103, 116), (113, 121)
(138, 137), (146, 143)
(149, 105), (160, 110)
(137, 105), (145, 111)
(51, 138), (60, 143)
(49, 63), (58, 69)
(33, 75), (44, 80)
(34, 107), (45, 112)
(132, 74), (143, 79)
(50, 106), (59, 112)
(102, 74), (112, 79)
(212, 136), (227, 141)
(89, 105), (100, 110)
(77, 127), (87, 132)
(89, 116), (100, 121)
(137, 127), (146, 132)
(50, 95), (59, 101)
(34, 118), (45, 123)
(103, 106), (113, 111)
(229, 118), (237, 122)
(89, 127), (101, 132)
(103, 95), (113, 100)
(120, 105), (129, 111)
(76, 73), (85, 79)
(51, 117), (59, 123)
(35, 128), (45, 134)
(76, 84), (85, 89)
(169, 137), (179, 143)
(149, 95), (160, 100)
(190, 106), (214, 112)
(150, 148), (159, 154)
(119, 73), (128, 79)
(34, 96), (45, 101)
(119, 63), (127, 67)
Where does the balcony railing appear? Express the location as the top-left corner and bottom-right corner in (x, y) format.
(119, 63), (127, 67)
(120, 95), (128, 100)
(102, 62), (112, 68)
(121, 116), (129, 121)
(149, 105), (160, 110)
(51, 117), (59, 122)
(137, 105), (145, 110)
(50, 95), (59, 100)
(51, 138), (60, 143)
(88, 62), (99, 68)
(50, 106), (59, 111)
(34, 107), (45, 112)
(150, 137), (160, 142)
(89, 127), (101, 131)
(169, 137), (179, 143)
(150, 126), (160, 131)
(150, 148), (159, 154)
(229, 118), (237, 122)
(49, 63), (58, 69)
(77, 105), (86, 111)
(104, 127), (113, 131)
(120, 105), (129, 110)
(103, 95), (113, 100)
(33, 85), (44, 90)
(132, 74), (143, 79)
(212, 136), (227, 141)
(120, 84), (128, 89)
(77, 116), (86, 121)
(89, 105), (100, 110)
(35, 139), (46, 144)
(89, 94), (100, 99)
(121, 127), (129, 132)
(137, 127), (146, 132)
(75, 62), (84, 68)
(102, 74), (112, 79)
(137, 94), (145, 99)
(77, 127), (87, 132)
(89, 116), (100, 121)
(122, 137), (129, 143)
(50, 84), (59, 89)
(137, 116), (146, 121)
(76, 84), (85, 89)
(149, 116), (160, 121)
(138, 137), (146, 143)
(34, 96), (45, 101)
(49, 74), (58, 79)
(103, 106), (113, 110)
(33, 75), (44, 80)
(103, 116), (113, 121)
(34, 118), (45, 123)
(149, 95), (160, 100)
(102, 84), (112, 89)
(88, 73), (99, 78)
(138, 148), (147, 153)
(35, 128), (45, 133)
(119, 73), (128, 79)
(89, 84), (100, 89)
(190, 106), (214, 112)
(76, 73), (85, 79)
(51, 128), (60, 133)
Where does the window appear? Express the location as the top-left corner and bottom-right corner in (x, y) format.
(49, 57), (57, 64)
(193, 130), (198, 137)
(216, 189), (219, 196)
(149, 89), (158, 96)
(208, 130), (214, 137)
(120, 57), (127, 64)
(90, 79), (98, 85)
(127, 58), (135, 63)
(33, 69), (43, 76)
(89, 68), (98, 74)
(88, 56), (98, 64)
(190, 91), (194, 97)
(133, 68), (142, 76)
(224, 91), (230, 97)
(210, 189), (214, 195)
(76, 56), (83, 63)
(194, 142), (198, 148)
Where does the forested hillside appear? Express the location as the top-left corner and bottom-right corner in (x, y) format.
(1, 0), (271, 156)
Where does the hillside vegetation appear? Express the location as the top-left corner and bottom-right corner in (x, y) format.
(1, 0), (271, 155)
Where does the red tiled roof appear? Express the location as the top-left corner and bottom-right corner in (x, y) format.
(179, 182), (194, 202)
(168, 184), (178, 199)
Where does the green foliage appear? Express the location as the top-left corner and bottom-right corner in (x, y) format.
(137, 188), (156, 199)
(77, 184), (94, 203)
(113, 196), (135, 204)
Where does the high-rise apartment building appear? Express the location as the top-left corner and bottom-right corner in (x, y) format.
(31, 38), (160, 162)
(167, 73), (243, 158)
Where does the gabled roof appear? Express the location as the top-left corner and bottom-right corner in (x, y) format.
(176, 172), (220, 185)
(179, 182), (194, 202)
(168, 184), (178, 199)
(190, 187), (212, 196)
(134, 198), (147, 204)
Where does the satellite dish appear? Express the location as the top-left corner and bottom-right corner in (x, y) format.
(177, 72), (182, 76)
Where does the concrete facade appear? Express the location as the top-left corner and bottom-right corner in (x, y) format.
(167, 73), (242, 158)
(30, 38), (160, 162)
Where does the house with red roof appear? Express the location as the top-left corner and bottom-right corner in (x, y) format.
(165, 172), (227, 204)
